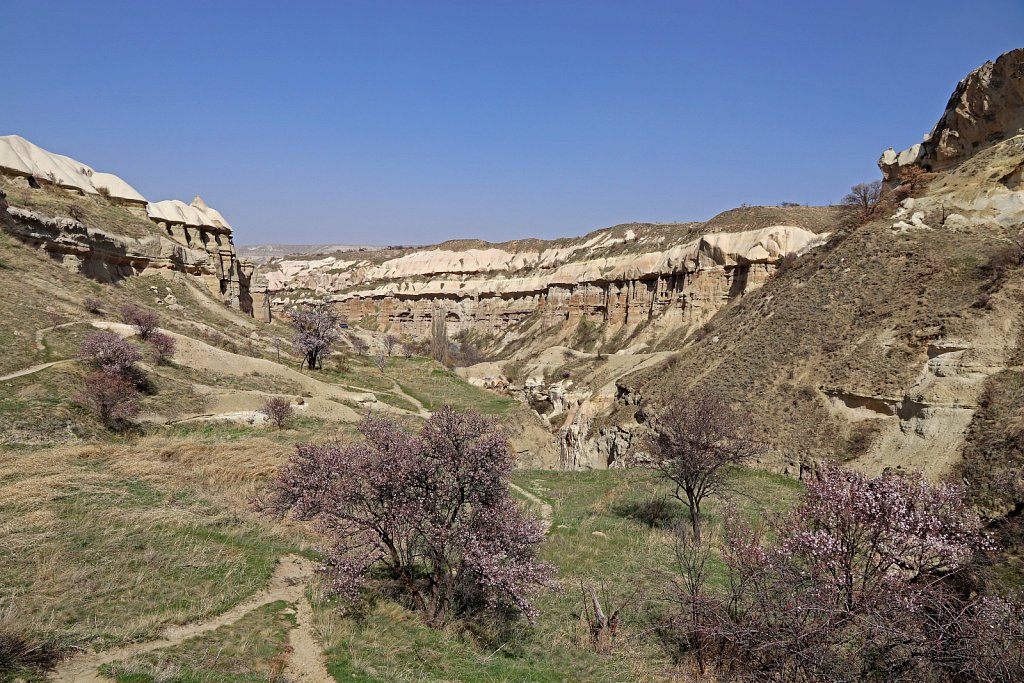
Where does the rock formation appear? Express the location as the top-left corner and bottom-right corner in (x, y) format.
(879, 47), (1024, 180)
(0, 135), (255, 314)
(0, 135), (147, 207)
(264, 209), (837, 352)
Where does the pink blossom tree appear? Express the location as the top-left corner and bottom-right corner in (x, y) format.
(259, 407), (555, 626)
(78, 331), (143, 376)
(672, 465), (1020, 682)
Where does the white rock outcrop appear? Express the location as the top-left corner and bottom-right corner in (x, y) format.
(0, 135), (147, 204)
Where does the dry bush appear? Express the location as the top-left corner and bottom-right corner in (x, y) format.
(262, 397), (294, 430)
(82, 296), (104, 314)
(0, 626), (61, 676)
(75, 371), (140, 428)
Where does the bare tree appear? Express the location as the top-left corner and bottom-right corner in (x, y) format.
(262, 396), (294, 430)
(841, 180), (886, 223)
(383, 333), (400, 357)
(649, 388), (764, 540)
(374, 350), (388, 373)
(272, 336), (283, 363)
(289, 301), (341, 370)
(118, 304), (160, 340)
(350, 335), (369, 356)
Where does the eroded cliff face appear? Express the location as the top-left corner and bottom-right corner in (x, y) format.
(0, 136), (257, 316)
(879, 47), (1024, 180)
(264, 208), (838, 354)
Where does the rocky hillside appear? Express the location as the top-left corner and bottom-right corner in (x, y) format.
(600, 48), (1024, 482)
(0, 135), (264, 319)
(262, 206), (841, 355)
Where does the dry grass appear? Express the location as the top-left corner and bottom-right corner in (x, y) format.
(0, 436), (312, 653)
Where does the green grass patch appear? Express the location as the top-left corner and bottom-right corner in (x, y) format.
(101, 601), (295, 683)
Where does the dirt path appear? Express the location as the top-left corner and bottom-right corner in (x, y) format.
(509, 482), (553, 531)
(50, 555), (321, 683)
(0, 359), (72, 382)
(285, 589), (335, 683)
(390, 378), (431, 418)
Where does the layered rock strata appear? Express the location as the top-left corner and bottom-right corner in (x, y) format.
(265, 218), (833, 348)
(0, 135), (255, 314)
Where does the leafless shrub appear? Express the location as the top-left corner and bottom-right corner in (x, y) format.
(383, 333), (400, 357)
(75, 371), (140, 428)
(45, 307), (65, 327)
(374, 350), (388, 373)
(148, 332), (176, 364)
(262, 397), (294, 430)
(982, 234), (1024, 290)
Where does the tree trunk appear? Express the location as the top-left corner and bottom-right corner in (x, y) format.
(687, 490), (702, 542)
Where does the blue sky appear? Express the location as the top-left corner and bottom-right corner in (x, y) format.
(5, 1), (1022, 244)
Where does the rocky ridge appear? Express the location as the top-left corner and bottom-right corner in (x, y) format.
(880, 47), (1024, 180)
(263, 206), (838, 354)
(0, 135), (262, 317)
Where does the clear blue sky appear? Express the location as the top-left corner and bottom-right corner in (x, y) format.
(6, 1), (1022, 245)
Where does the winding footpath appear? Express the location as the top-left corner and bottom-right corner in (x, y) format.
(0, 359), (71, 382)
(50, 555), (333, 683)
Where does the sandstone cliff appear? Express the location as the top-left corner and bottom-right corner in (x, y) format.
(611, 52), (1024, 477)
(263, 206), (839, 354)
(879, 47), (1024, 180)
(0, 136), (258, 316)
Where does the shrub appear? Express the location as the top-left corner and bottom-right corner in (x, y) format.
(383, 333), (400, 357)
(82, 296), (104, 314)
(262, 397), (294, 430)
(672, 465), (1020, 682)
(260, 408), (555, 626)
(374, 350), (388, 373)
(118, 304), (160, 340)
(78, 331), (143, 376)
(148, 332), (176, 364)
(982, 235), (1024, 290)
(75, 371), (139, 428)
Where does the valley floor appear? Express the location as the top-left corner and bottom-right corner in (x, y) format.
(1, 420), (801, 681)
